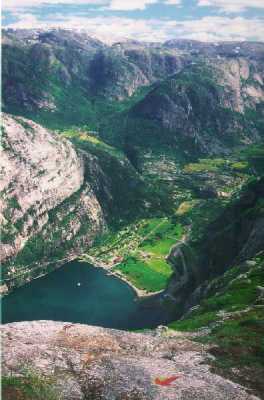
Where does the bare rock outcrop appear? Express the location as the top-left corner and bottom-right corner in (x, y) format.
(167, 177), (264, 310)
(1, 114), (106, 290)
(1, 321), (260, 400)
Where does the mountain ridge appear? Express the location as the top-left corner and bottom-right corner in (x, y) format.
(3, 29), (264, 157)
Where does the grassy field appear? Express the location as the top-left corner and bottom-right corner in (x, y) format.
(114, 256), (171, 292)
(61, 129), (124, 159)
(138, 220), (182, 256)
(86, 217), (183, 293)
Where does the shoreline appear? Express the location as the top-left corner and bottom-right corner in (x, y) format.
(79, 255), (164, 299)
(107, 269), (164, 299)
(79, 234), (189, 300)
(1, 253), (79, 297)
(3, 251), (169, 301)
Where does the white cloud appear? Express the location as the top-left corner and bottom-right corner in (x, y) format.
(4, 13), (264, 43)
(3, 0), (158, 11)
(4, 15), (166, 42)
(165, 0), (182, 5)
(170, 16), (264, 41)
(198, 0), (264, 13)
(3, 0), (107, 10)
(108, 0), (158, 10)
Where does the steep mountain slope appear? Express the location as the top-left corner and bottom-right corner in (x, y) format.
(0, 114), (149, 292)
(167, 177), (264, 308)
(168, 252), (264, 397)
(2, 29), (104, 112)
(0, 114), (105, 291)
(164, 178), (264, 395)
(124, 60), (264, 156)
(2, 29), (188, 128)
(3, 30), (264, 159)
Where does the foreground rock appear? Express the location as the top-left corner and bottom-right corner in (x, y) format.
(2, 321), (259, 400)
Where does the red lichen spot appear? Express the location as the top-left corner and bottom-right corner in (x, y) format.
(154, 375), (182, 386)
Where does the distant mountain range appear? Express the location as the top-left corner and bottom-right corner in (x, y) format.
(3, 29), (264, 156)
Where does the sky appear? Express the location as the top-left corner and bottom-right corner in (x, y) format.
(2, 0), (264, 43)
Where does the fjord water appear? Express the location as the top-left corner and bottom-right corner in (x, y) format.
(2, 261), (173, 330)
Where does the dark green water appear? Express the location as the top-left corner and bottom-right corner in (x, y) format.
(2, 261), (174, 330)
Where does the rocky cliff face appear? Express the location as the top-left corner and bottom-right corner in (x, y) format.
(2, 29), (187, 110)
(128, 58), (264, 155)
(2, 29), (105, 111)
(1, 113), (83, 258)
(0, 112), (152, 292)
(1, 321), (260, 400)
(214, 57), (264, 113)
(3, 30), (264, 157)
(167, 177), (264, 309)
(1, 114), (107, 291)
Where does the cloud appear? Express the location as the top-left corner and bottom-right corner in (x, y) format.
(3, 0), (158, 11)
(4, 12), (264, 43)
(108, 0), (158, 11)
(3, 0), (107, 10)
(198, 0), (264, 13)
(164, 0), (182, 5)
(3, 14), (166, 42)
(169, 16), (264, 41)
